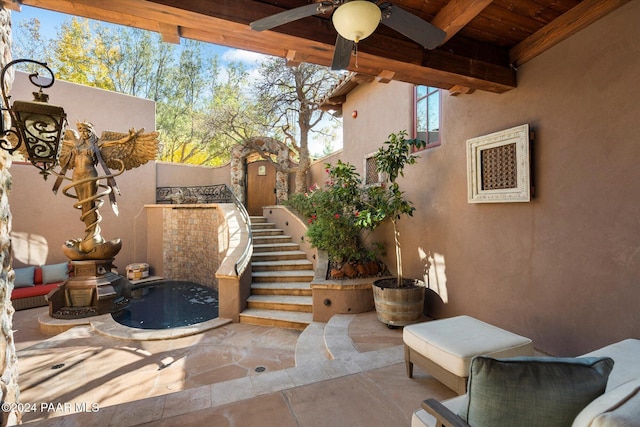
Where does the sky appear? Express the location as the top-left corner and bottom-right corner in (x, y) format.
(10, 5), (342, 156)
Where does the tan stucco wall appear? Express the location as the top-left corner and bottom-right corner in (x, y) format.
(342, 81), (414, 178)
(335, 1), (640, 356)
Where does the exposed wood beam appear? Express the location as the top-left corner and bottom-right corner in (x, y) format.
(352, 74), (375, 84)
(327, 95), (346, 104)
(510, 0), (632, 66)
(1, 0), (21, 11)
(158, 22), (180, 44)
(285, 50), (307, 67)
(377, 70), (395, 84)
(448, 85), (475, 96)
(431, 0), (494, 43)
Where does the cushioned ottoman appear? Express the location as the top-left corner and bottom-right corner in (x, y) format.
(403, 315), (534, 394)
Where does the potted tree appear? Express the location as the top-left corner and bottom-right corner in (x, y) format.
(358, 130), (426, 326)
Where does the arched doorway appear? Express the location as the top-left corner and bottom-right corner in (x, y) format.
(230, 137), (291, 213)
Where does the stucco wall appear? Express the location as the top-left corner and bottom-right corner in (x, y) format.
(342, 81), (414, 178)
(308, 150), (342, 188)
(336, 1), (640, 356)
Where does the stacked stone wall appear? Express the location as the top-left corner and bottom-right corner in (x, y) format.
(1, 8), (20, 426)
(162, 206), (219, 288)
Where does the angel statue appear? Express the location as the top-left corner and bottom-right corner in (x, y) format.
(51, 121), (160, 260)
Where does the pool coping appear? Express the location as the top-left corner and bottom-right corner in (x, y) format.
(38, 312), (232, 340)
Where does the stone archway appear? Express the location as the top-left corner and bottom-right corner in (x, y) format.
(230, 137), (291, 206)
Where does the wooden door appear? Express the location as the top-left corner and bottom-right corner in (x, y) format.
(246, 161), (276, 216)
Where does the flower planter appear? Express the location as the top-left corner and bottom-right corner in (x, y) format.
(372, 278), (425, 327)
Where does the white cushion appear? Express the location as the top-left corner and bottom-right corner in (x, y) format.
(573, 378), (640, 427)
(411, 396), (467, 427)
(582, 339), (640, 391)
(403, 315), (533, 377)
(591, 387), (640, 427)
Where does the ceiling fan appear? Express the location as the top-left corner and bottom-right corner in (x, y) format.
(250, 0), (446, 70)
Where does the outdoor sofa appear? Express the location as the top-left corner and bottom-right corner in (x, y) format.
(11, 262), (70, 310)
(412, 338), (640, 427)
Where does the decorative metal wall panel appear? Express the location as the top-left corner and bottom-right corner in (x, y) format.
(156, 184), (233, 204)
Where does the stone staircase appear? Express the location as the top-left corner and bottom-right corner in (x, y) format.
(239, 216), (315, 330)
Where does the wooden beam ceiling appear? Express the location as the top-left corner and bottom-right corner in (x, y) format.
(5, 0), (631, 94)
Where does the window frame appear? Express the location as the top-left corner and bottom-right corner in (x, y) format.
(413, 85), (442, 150)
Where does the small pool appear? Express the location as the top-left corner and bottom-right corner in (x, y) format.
(112, 280), (219, 329)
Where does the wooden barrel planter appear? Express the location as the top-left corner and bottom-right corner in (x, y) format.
(372, 278), (425, 327)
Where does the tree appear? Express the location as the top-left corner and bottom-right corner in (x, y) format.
(253, 58), (340, 193)
(13, 17), (239, 166)
(12, 18), (47, 62)
(49, 18), (103, 87)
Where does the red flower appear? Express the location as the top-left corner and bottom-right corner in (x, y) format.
(308, 218), (313, 224)
(355, 211), (360, 217)
(334, 213), (340, 219)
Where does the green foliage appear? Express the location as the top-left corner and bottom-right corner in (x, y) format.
(374, 130), (426, 183)
(286, 160), (377, 264)
(286, 132), (423, 274)
(356, 131), (425, 286)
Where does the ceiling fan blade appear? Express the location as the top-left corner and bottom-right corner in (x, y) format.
(380, 4), (446, 50)
(250, 3), (325, 31)
(331, 34), (354, 70)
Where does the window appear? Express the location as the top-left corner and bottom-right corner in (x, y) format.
(415, 85), (441, 149)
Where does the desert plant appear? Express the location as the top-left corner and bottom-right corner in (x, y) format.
(357, 130), (425, 287)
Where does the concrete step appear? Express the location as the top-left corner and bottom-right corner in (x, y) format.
(252, 235), (292, 245)
(239, 308), (312, 330)
(251, 250), (308, 261)
(250, 222), (277, 230)
(249, 216), (267, 223)
(250, 282), (312, 296)
(294, 322), (331, 366)
(252, 270), (315, 283)
(252, 228), (285, 237)
(252, 259), (313, 272)
(247, 294), (313, 313)
(252, 242), (301, 253)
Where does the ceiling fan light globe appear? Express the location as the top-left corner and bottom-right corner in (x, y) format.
(332, 0), (381, 43)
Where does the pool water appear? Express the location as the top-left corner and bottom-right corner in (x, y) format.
(112, 281), (219, 329)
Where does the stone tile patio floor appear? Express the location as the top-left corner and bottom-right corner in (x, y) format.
(12, 307), (456, 426)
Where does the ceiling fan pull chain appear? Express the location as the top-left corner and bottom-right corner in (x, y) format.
(354, 42), (359, 68)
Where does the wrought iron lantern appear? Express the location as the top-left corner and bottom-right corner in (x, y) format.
(0, 59), (67, 177)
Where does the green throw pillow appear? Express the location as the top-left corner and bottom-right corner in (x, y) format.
(458, 356), (614, 427)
